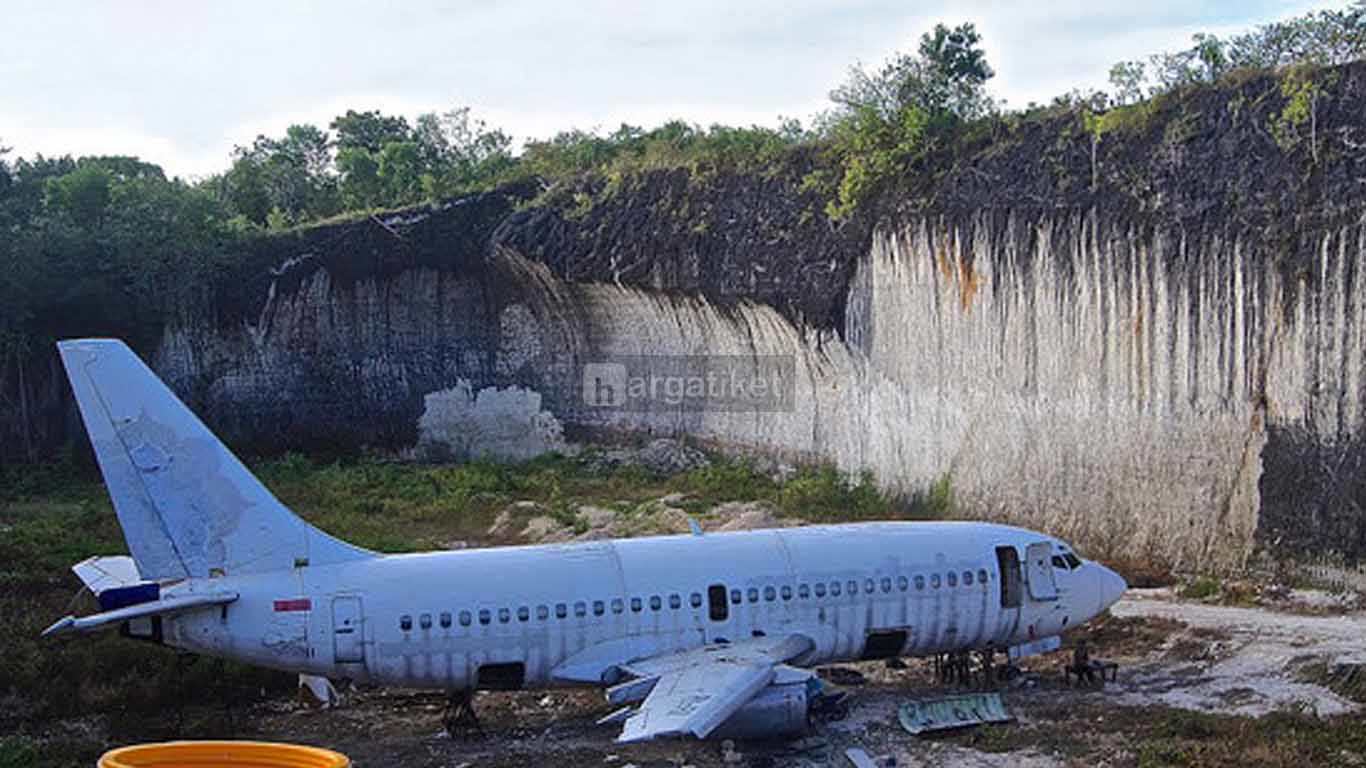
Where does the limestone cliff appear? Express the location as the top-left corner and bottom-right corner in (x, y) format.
(67, 65), (1366, 568)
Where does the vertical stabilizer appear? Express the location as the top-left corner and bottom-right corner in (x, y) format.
(59, 339), (373, 580)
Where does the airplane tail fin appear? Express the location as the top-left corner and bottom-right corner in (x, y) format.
(58, 339), (374, 581)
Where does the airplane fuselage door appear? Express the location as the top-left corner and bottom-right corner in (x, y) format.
(332, 596), (365, 664)
(1024, 542), (1058, 601)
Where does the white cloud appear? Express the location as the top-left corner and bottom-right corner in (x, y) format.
(0, 0), (1347, 177)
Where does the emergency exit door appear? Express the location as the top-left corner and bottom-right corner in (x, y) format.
(1024, 542), (1058, 601)
(332, 597), (365, 663)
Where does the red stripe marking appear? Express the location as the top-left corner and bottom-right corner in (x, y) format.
(273, 598), (312, 612)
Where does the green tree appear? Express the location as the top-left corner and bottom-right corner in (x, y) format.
(331, 109), (411, 153)
(819, 22), (994, 219)
(1149, 33), (1229, 91)
(1108, 61), (1147, 105)
(336, 145), (382, 209)
(915, 22), (996, 118)
(222, 124), (338, 225)
(45, 164), (113, 226)
(1226, 6), (1366, 68)
(831, 22), (995, 122)
(377, 140), (423, 205)
(412, 107), (514, 196)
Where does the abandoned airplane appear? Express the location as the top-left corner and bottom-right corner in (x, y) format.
(45, 339), (1127, 742)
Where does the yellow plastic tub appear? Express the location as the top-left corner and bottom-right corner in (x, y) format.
(98, 741), (349, 768)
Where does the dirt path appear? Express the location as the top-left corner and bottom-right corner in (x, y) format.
(1109, 588), (1366, 716)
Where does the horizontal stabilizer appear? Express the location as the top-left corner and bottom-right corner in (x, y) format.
(42, 591), (238, 637)
(72, 555), (141, 594)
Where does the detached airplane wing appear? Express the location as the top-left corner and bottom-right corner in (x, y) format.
(610, 633), (813, 742)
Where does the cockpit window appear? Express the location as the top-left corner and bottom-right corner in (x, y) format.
(1053, 552), (1083, 570)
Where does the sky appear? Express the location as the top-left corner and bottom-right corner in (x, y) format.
(0, 0), (1342, 179)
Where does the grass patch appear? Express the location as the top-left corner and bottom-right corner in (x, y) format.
(945, 702), (1366, 768)
(1180, 576), (1222, 600)
(1298, 661), (1366, 704)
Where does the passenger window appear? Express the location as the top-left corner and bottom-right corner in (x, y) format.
(536, 605), (549, 621)
(400, 615), (412, 631)
(419, 613), (431, 629)
(963, 571), (974, 586)
(815, 583), (827, 598)
(978, 568), (989, 583)
(690, 593), (703, 608)
(518, 606), (530, 622)
(612, 598), (624, 614)
(798, 584), (810, 599)
(781, 585), (792, 601)
(459, 610), (472, 627)
(747, 587), (759, 603)
(498, 607), (510, 623)
(439, 612), (452, 629)
(865, 578), (876, 594)
(898, 576), (908, 591)
(650, 595), (662, 611)
(881, 577), (892, 593)
(669, 594), (681, 610)
(930, 574), (941, 589)
(479, 609), (491, 625)
(831, 582), (842, 596)
(574, 601), (587, 617)
(593, 600), (605, 616)
(631, 597), (643, 612)
(763, 586), (776, 602)
(915, 575), (925, 590)
(730, 589), (742, 605)
(848, 580), (858, 595)
(555, 603), (567, 619)
(947, 572), (958, 588)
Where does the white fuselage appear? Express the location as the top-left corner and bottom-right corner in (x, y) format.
(161, 520), (1121, 691)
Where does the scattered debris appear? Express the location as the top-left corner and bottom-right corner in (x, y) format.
(820, 667), (868, 686)
(296, 674), (339, 709)
(846, 747), (878, 767)
(897, 692), (1012, 735)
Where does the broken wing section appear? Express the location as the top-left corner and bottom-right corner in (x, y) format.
(611, 634), (814, 742)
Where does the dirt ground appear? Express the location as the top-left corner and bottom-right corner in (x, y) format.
(77, 588), (1353, 768)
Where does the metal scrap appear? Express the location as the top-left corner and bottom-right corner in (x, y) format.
(897, 692), (1012, 735)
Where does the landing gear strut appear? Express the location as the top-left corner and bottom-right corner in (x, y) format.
(933, 648), (1021, 688)
(934, 651), (975, 686)
(443, 690), (484, 739)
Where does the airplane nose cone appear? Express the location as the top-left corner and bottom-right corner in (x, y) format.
(1098, 566), (1127, 611)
